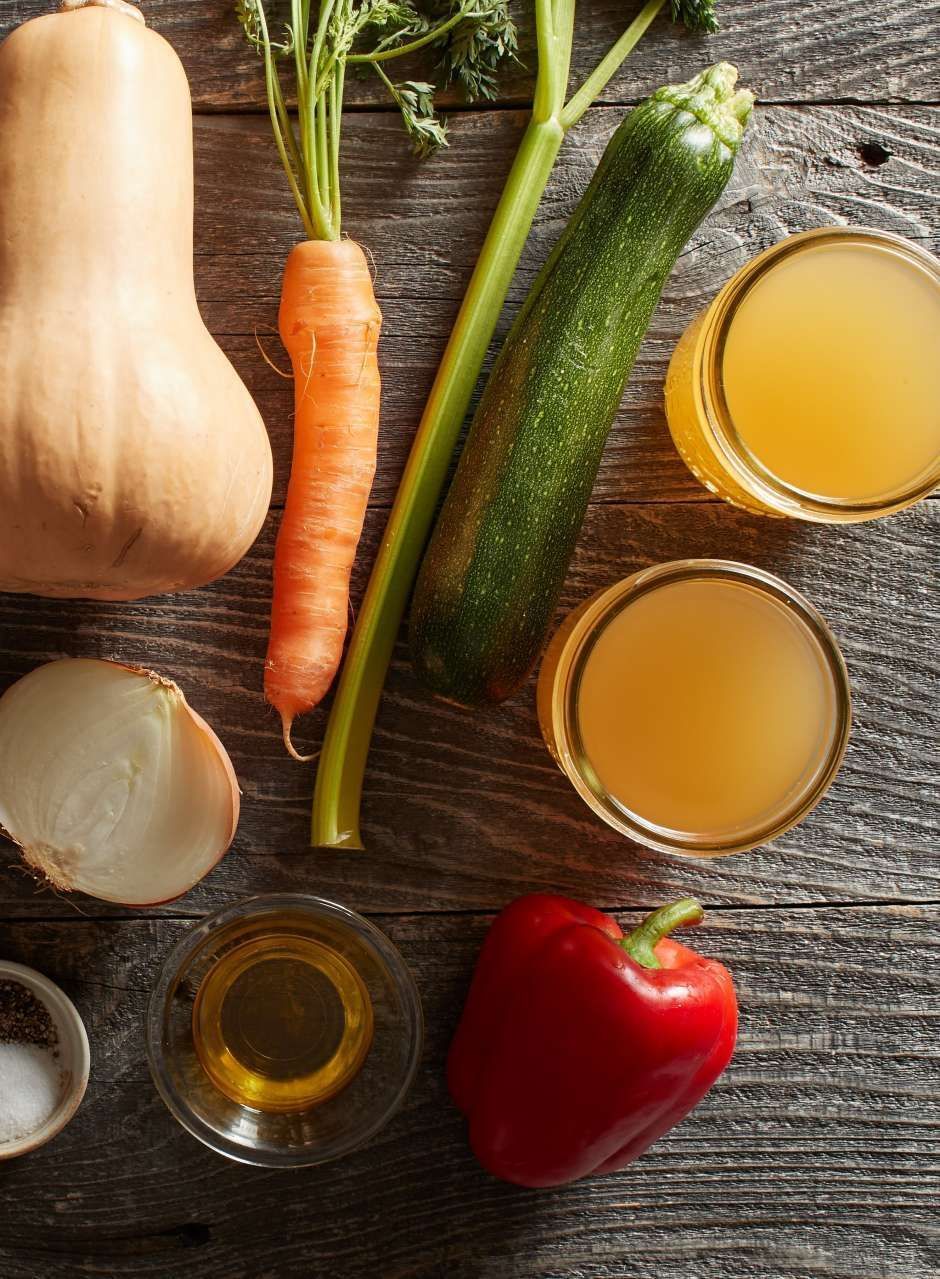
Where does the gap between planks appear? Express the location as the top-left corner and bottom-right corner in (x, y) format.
(2, 897), (937, 927)
(191, 97), (940, 118)
(259, 493), (940, 516)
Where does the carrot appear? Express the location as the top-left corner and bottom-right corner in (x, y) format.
(237, 0), (515, 758)
(265, 240), (381, 760)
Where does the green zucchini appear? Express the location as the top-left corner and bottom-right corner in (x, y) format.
(409, 63), (753, 707)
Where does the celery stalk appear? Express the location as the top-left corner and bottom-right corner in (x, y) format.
(312, 116), (565, 847)
(312, 0), (719, 848)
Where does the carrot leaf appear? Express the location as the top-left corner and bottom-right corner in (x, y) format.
(377, 73), (450, 157)
(237, 0), (517, 236)
(671, 0), (719, 33)
(431, 0), (518, 101)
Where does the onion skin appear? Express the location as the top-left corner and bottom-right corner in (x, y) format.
(0, 659), (241, 908)
(113, 663), (242, 862)
(87, 663), (241, 907)
(176, 704), (241, 853)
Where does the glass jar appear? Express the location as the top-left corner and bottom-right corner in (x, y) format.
(537, 560), (852, 857)
(664, 227), (940, 521)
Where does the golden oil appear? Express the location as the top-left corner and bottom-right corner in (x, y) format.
(192, 923), (374, 1113)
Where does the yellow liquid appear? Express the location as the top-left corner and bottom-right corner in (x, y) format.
(664, 231), (940, 521)
(193, 929), (373, 1113)
(574, 577), (841, 841)
(722, 240), (940, 504)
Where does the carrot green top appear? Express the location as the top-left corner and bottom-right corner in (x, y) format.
(237, 0), (519, 241)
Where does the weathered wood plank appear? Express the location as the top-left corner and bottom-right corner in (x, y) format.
(0, 905), (936, 1279)
(3, 0), (938, 108)
(194, 105), (940, 508)
(1, 3), (936, 1273)
(0, 501), (936, 916)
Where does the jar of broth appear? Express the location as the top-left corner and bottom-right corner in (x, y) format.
(537, 561), (851, 857)
(664, 228), (940, 521)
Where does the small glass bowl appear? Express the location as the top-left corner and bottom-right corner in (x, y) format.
(146, 895), (423, 1168)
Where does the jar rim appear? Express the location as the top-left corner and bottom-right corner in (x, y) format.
(548, 560), (852, 857)
(696, 226), (940, 519)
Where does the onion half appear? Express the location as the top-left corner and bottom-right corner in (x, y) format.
(0, 659), (240, 906)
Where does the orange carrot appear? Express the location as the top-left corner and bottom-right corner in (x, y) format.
(237, 0), (508, 759)
(265, 239), (381, 760)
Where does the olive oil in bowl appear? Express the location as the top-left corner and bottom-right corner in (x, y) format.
(147, 895), (423, 1167)
(192, 930), (374, 1113)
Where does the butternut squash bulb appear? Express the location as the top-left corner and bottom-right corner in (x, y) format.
(0, 0), (273, 600)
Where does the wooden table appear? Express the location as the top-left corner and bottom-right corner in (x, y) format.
(0, 3), (937, 1276)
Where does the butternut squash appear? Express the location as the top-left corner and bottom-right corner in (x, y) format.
(0, 0), (273, 600)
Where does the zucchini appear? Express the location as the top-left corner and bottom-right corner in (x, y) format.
(409, 63), (753, 707)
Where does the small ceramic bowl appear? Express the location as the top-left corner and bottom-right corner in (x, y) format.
(0, 961), (90, 1160)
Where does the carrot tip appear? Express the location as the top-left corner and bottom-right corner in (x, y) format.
(280, 711), (317, 765)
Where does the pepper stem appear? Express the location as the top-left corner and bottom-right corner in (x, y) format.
(621, 899), (704, 969)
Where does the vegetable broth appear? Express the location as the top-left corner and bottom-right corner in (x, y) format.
(722, 241), (940, 502)
(664, 229), (940, 520)
(193, 929), (373, 1113)
(538, 562), (851, 855)
(578, 578), (836, 836)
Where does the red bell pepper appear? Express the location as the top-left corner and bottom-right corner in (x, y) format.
(448, 893), (737, 1188)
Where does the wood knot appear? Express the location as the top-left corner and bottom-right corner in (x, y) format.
(858, 141), (891, 167)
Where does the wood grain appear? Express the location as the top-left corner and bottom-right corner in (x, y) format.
(0, 1), (937, 1274)
(0, 904), (936, 1279)
(3, 0), (939, 109)
(0, 501), (936, 917)
(192, 105), (940, 508)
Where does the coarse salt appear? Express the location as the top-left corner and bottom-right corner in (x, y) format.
(0, 1042), (64, 1143)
